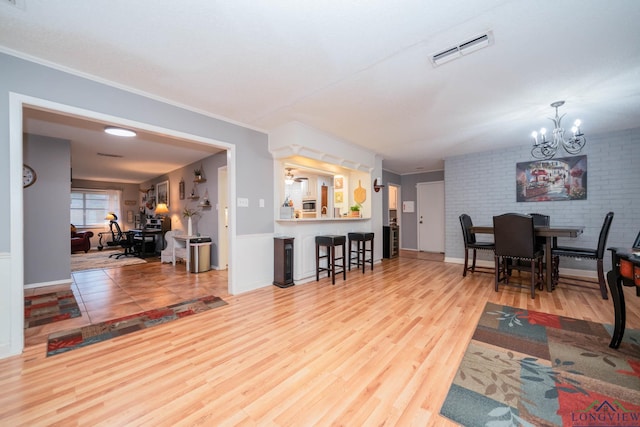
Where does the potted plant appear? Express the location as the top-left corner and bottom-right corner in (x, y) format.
(349, 204), (361, 217)
(193, 168), (203, 181)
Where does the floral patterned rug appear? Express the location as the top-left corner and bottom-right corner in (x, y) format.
(47, 295), (227, 357)
(440, 302), (640, 426)
(24, 290), (81, 328)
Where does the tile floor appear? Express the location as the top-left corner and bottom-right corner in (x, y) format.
(24, 257), (229, 347)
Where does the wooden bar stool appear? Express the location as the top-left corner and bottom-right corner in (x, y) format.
(348, 232), (374, 273)
(315, 235), (346, 285)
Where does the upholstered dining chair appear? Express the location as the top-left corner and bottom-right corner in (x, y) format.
(528, 213), (550, 250)
(459, 213), (495, 277)
(551, 211), (614, 299)
(493, 213), (544, 299)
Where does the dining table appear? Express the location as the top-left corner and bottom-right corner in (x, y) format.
(470, 224), (585, 292)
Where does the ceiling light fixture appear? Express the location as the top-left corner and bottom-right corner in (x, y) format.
(104, 126), (137, 137)
(284, 168), (295, 185)
(531, 101), (585, 160)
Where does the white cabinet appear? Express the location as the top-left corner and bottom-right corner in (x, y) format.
(302, 176), (317, 200)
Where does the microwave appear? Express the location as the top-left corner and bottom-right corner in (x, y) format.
(302, 200), (316, 212)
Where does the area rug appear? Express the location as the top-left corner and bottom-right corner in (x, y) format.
(24, 290), (81, 328)
(71, 249), (147, 272)
(46, 295), (227, 357)
(440, 302), (640, 427)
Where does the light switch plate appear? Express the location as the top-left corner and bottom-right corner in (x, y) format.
(237, 197), (249, 207)
(259, 199), (265, 208)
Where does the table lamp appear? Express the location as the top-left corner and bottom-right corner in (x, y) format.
(155, 203), (169, 217)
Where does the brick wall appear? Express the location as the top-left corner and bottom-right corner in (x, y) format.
(444, 127), (640, 273)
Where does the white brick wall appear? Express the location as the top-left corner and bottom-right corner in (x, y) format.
(445, 127), (640, 273)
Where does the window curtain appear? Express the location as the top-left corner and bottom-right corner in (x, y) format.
(106, 189), (122, 220)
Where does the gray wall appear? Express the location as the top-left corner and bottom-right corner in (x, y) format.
(444, 127), (640, 272)
(24, 134), (71, 285)
(141, 151), (227, 268)
(397, 170), (445, 250)
(0, 52), (272, 255)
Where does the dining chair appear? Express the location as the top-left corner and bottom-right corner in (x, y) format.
(459, 214), (495, 277)
(551, 211), (614, 299)
(493, 213), (544, 299)
(528, 213), (550, 250)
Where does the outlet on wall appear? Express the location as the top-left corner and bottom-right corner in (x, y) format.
(237, 197), (249, 207)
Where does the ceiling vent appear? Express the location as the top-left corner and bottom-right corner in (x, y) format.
(97, 152), (124, 158)
(430, 31), (494, 67)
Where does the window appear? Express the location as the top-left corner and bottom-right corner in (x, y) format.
(70, 189), (121, 227)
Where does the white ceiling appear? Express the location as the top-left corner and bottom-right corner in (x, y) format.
(3, 0), (640, 178)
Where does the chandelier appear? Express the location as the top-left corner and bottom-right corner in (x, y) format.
(530, 101), (585, 160)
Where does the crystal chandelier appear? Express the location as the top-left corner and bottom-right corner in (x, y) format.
(530, 101), (585, 160)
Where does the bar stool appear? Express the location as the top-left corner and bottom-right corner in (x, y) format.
(315, 235), (346, 285)
(348, 232), (374, 273)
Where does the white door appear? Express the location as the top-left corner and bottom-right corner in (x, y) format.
(417, 181), (445, 253)
(217, 166), (229, 270)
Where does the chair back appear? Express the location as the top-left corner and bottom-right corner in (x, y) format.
(110, 221), (125, 243)
(163, 230), (180, 251)
(493, 213), (536, 259)
(529, 213), (550, 227)
(596, 212), (614, 258)
(459, 214), (476, 245)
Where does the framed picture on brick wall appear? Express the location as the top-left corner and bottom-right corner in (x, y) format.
(516, 155), (587, 202)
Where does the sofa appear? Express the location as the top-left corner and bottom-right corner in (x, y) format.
(71, 224), (94, 253)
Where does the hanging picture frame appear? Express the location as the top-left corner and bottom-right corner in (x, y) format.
(179, 179), (185, 200)
(156, 180), (169, 206)
(516, 155), (587, 202)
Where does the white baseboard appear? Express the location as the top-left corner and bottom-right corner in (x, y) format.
(24, 278), (73, 289)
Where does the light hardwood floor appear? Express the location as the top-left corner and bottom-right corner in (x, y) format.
(4, 256), (639, 426)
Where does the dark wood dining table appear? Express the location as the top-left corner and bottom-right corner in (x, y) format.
(470, 225), (585, 292)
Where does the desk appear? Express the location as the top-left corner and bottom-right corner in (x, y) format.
(173, 235), (211, 272)
(471, 225), (584, 292)
(131, 228), (163, 258)
(606, 247), (640, 349)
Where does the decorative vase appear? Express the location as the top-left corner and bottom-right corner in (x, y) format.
(188, 217), (193, 236)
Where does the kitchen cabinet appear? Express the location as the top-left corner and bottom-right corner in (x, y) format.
(302, 176), (317, 200)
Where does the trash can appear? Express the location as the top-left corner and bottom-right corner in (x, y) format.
(189, 237), (212, 273)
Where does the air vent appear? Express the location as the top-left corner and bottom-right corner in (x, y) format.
(430, 31), (494, 67)
(97, 152), (124, 158)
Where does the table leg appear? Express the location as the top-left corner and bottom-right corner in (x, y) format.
(186, 239), (191, 272)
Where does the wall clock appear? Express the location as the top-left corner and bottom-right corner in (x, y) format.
(23, 164), (37, 188)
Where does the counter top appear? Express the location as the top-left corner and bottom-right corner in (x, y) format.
(277, 217), (369, 223)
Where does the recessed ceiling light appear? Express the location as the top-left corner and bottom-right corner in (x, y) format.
(104, 126), (137, 137)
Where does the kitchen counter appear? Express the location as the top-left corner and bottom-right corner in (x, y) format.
(277, 217), (368, 222)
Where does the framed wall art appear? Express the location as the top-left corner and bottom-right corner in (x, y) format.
(516, 155), (587, 202)
(156, 180), (169, 206)
(179, 179), (185, 200)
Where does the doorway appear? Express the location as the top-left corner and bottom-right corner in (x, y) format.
(10, 93), (237, 355)
(417, 181), (445, 253)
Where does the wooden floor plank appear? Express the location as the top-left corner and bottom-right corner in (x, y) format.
(2, 257), (639, 425)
